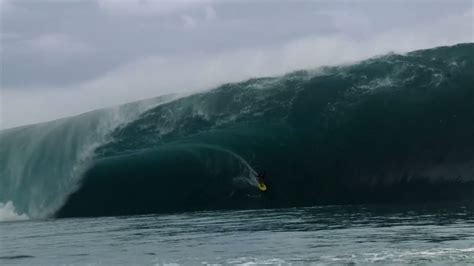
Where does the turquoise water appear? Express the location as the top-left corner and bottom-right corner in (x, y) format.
(1, 204), (473, 264)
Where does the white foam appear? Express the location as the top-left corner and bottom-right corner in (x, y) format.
(186, 144), (259, 186)
(0, 201), (29, 222)
(226, 257), (287, 265)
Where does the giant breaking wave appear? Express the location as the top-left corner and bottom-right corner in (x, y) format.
(1, 43), (473, 219)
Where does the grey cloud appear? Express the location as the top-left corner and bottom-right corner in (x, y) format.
(1, 1), (472, 88)
(1, 1), (340, 87)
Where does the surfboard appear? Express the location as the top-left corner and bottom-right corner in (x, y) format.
(258, 182), (267, 192)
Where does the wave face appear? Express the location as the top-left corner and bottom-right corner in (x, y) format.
(2, 43), (473, 219)
(0, 96), (174, 219)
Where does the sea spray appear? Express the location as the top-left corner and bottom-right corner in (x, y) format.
(0, 201), (29, 222)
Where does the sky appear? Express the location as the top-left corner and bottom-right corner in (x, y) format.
(0, 0), (473, 129)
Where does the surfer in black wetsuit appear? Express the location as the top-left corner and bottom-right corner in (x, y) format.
(255, 171), (270, 193)
(256, 171), (266, 183)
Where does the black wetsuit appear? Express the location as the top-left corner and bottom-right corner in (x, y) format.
(256, 171), (266, 183)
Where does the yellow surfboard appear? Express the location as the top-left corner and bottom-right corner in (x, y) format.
(258, 182), (267, 192)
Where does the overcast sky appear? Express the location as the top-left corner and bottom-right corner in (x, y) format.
(1, 0), (473, 129)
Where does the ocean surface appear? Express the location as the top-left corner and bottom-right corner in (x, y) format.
(1, 204), (473, 264)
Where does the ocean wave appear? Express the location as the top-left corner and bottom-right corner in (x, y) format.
(1, 43), (473, 219)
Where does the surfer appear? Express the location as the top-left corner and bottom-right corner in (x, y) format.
(256, 171), (266, 183)
(255, 171), (268, 192)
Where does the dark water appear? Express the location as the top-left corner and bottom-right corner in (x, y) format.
(1, 204), (473, 265)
